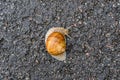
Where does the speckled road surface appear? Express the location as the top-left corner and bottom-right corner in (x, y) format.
(0, 0), (120, 80)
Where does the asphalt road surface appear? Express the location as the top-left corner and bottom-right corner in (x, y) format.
(0, 0), (120, 80)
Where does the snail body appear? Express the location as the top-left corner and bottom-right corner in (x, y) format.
(45, 27), (68, 61)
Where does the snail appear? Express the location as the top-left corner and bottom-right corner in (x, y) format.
(45, 27), (70, 61)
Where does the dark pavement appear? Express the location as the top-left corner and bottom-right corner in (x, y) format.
(0, 0), (120, 80)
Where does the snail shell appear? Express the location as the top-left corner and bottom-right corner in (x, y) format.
(45, 27), (68, 61)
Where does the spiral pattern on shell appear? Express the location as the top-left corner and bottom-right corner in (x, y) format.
(46, 32), (66, 55)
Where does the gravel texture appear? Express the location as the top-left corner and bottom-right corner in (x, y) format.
(0, 0), (120, 80)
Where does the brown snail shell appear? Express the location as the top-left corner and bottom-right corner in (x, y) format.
(45, 27), (68, 61)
